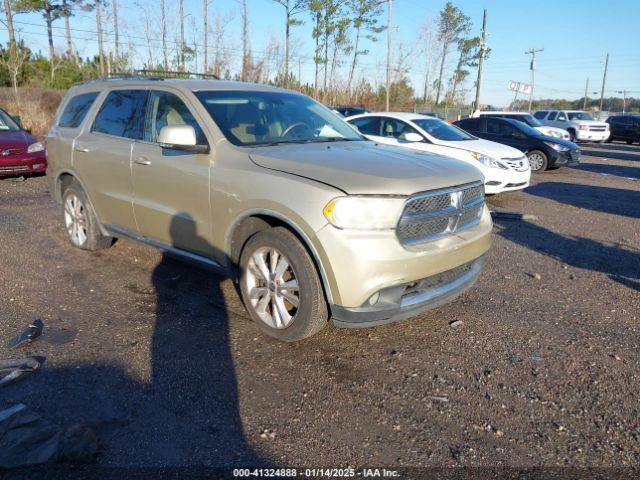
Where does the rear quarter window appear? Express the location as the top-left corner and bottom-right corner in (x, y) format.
(58, 92), (99, 128)
(92, 90), (147, 140)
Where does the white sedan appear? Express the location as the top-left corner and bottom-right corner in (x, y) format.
(346, 112), (531, 195)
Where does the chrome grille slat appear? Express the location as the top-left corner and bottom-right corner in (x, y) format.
(397, 181), (485, 246)
(502, 157), (529, 172)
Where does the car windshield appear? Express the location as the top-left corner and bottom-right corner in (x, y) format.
(512, 120), (542, 137)
(0, 109), (21, 132)
(194, 90), (363, 147)
(512, 114), (542, 127)
(567, 112), (595, 121)
(412, 117), (475, 141)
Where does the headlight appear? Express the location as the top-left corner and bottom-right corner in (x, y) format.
(578, 125), (589, 131)
(548, 130), (562, 138)
(323, 196), (405, 230)
(27, 142), (44, 153)
(544, 141), (569, 152)
(470, 151), (507, 169)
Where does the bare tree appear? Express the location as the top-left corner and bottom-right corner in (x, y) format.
(112, 0), (119, 67)
(203, 0), (212, 73)
(418, 20), (439, 102)
(240, 0), (249, 81)
(160, 0), (168, 70)
(211, 10), (233, 79)
(345, 0), (385, 94)
(2, 0), (20, 92)
(179, 0), (184, 70)
(271, 0), (305, 86)
(95, 0), (105, 75)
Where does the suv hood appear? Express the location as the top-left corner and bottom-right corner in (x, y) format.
(431, 138), (524, 159)
(249, 141), (483, 195)
(0, 130), (34, 150)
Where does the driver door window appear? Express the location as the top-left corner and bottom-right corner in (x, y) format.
(380, 118), (420, 141)
(556, 112), (567, 121)
(145, 91), (207, 145)
(547, 111), (558, 121)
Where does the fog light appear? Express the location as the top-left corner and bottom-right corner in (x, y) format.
(32, 163), (44, 169)
(368, 292), (380, 305)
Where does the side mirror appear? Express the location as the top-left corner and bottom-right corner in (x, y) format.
(158, 125), (209, 154)
(401, 132), (423, 143)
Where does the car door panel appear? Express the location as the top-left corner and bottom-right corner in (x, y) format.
(131, 89), (214, 258)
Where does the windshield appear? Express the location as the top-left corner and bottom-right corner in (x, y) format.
(412, 117), (475, 141)
(512, 120), (543, 137)
(567, 112), (595, 121)
(0, 109), (21, 132)
(194, 90), (363, 146)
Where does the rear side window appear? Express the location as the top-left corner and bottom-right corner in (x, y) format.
(58, 92), (99, 128)
(92, 90), (147, 140)
(457, 118), (481, 131)
(533, 111), (547, 120)
(350, 117), (381, 136)
(547, 111), (558, 121)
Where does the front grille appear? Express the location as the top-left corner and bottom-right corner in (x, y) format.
(0, 165), (29, 172)
(589, 126), (606, 132)
(502, 157), (529, 172)
(397, 181), (485, 246)
(1, 148), (23, 156)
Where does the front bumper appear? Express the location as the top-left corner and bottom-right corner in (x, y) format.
(549, 147), (580, 168)
(575, 130), (609, 142)
(316, 205), (492, 319)
(0, 153), (47, 176)
(484, 168), (530, 194)
(332, 255), (486, 327)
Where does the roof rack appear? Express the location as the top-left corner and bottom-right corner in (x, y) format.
(76, 70), (220, 86)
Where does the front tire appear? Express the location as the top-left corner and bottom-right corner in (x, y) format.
(567, 129), (576, 142)
(240, 227), (328, 341)
(526, 150), (549, 173)
(62, 181), (113, 251)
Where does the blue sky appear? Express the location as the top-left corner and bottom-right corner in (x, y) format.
(3, 0), (639, 106)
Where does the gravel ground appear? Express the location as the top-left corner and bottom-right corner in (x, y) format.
(0, 142), (638, 478)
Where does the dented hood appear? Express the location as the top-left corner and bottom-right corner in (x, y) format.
(248, 141), (483, 195)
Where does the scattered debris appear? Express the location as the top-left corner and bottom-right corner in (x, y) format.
(5, 176), (25, 183)
(259, 429), (276, 440)
(0, 404), (99, 468)
(449, 320), (463, 328)
(8, 319), (44, 349)
(609, 353), (621, 361)
(428, 395), (449, 403)
(530, 354), (542, 362)
(490, 210), (538, 221)
(494, 429), (504, 437)
(0, 356), (45, 387)
(526, 272), (542, 280)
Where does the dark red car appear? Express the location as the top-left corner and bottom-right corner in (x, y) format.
(0, 108), (46, 177)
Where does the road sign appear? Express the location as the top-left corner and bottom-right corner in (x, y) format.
(508, 81), (532, 94)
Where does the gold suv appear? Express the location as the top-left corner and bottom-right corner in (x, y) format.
(46, 79), (492, 341)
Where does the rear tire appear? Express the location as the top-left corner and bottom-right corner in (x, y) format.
(526, 150), (549, 173)
(627, 139), (634, 145)
(567, 129), (576, 142)
(239, 227), (328, 341)
(62, 181), (113, 251)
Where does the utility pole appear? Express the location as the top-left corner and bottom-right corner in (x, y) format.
(386, 0), (393, 111)
(525, 47), (543, 112)
(599, 53), (609, 113)
(473, 9), (488, 113)
(617, 90), (627, 114)
(583, 77), (589, 110)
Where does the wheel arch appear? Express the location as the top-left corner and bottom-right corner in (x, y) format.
(226, 209), (336, 305)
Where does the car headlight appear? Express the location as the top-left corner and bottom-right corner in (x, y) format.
(323, 196), (405, 230)
(27, 142), (45, 153)
(470, 151), (507, 169)
(544, 141), (569, 152)
(578, 125), (589, 131)
(549, 130), (562, 138)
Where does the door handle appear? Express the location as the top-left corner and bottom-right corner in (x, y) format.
(134, 156), (151, 166)
(74, 146), (90, 153)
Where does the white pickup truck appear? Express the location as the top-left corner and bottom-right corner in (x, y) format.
(533, 110), (610, 143)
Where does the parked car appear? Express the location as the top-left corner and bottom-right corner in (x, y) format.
(533, 110), (610, 143)
(605, 114), (640, 145)
(346, 112), (530, 194)
(454, 116), (580, 173)
(332, 106), (371, 117)
(474, 111), (570, 140)
(46, 79), (492, 341)
(0, 107), (46, 177)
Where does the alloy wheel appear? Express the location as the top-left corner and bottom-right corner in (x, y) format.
(527, 152), (545, 172)
(244, 247), (300, 329)
(64, 193), (88, 247)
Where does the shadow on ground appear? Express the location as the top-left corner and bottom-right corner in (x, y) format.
(580, 148), (640, 162)
(575, 163), (640, 180)
(495, 219), (640, 292)
(3, 214), (268, 476)
(526, 182), (640, 219)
